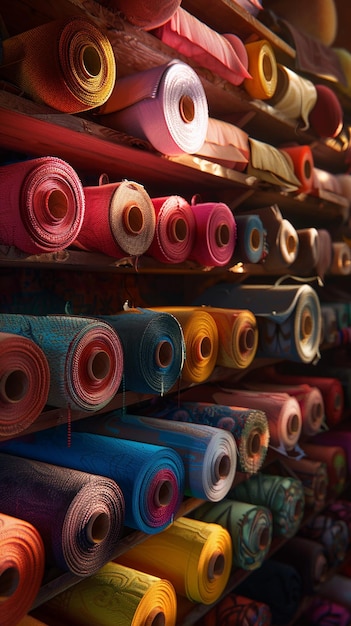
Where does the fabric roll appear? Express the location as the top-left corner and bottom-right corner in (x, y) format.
(196, 117), (250, 171)
(247, 137), (301, 190)
(319, 574), (351, 610)
(99, 60), (209, 156)
(308, 84), (344, 138)
(193, 282), (322, 364)
(337, 174), (351, 209)
(0, 452), (124, 576)
(0, 157), (85, 254)
(152, 7), (250, 86)
(243, 39), (277, 100)
(97, 0), (181, 30)
(0, 332), (50, 438)
(72, 410), (237, 502)
(328, 242), (351, 275)
(250, 205), (299, 271)
(73, 180), (156, 258)
(0, 512), (45, 626)
(202, 306), (258, 370)
(202, 593), (272, 626)
(233, 214), (265, 264)
(302, 596), (351, 626)
(299, 513), (349, 568)
(0, 313), (123, 411)
(320, 305), (339, 347)
(313, 429), (351, 473)
(100, 307), (185, 394)
(326, 499), (351, 541)
(0, 16), (116, 112)
(267, 64), (317, 130)
(235, 559), (303, 625)
(263, 0), (338, 47)
(301, 442), (348, 500)
(274, 536), (329, 594)
(278, 455), (328, 509)
(280, 145), (314, 193)
(117, 516), (233, 604)
(190, 498), (273, 571)
(150, 306), (219, 383)
(229, 473), (305, 538)
(146, 195), (195, 264)
(189, 201), (237, 267)
(143, 398), (269, 474)
(289, 228), (333, 279)
(37, 561), (177, 626)
(0, 428), (184, 534)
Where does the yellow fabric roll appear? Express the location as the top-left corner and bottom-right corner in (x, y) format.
(38, 562), (177, 626)
(244, 39), (278, 100)
(117, 516), (233, 604)
(151, 306), (219, 383)
(201, 306), (258, 369)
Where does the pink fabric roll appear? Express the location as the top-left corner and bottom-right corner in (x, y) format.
(0, 157), (85, 254)
(146, 195), (196, 263)
(96, 0), (181, 30)
(189, 201), (237, 267)
(152, 7), (250, 86)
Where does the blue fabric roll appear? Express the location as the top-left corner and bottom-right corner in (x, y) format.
(233, 214), (265, 264)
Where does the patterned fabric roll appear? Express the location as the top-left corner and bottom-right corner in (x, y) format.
(202, 593), (272, 626)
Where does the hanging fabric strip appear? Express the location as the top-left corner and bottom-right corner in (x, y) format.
(98, 60), (209, 156)
(195, 117), (250, 171)
(228, 473), (305, 538)
(193, 281), (322, 364)
(267, 64), (317, 130)
(0, 428), (184, 535)
(232, 214), (265, 264)
(243, 39), (278, 99)
(143, 397), (269, 474)
(150, 306), (219, 383)
(0, 512), (45, 626)
(117, 516), (233, 604)
(74, 180), (156, 258)
(36, 561), (178, 626)
(72, 409), (237, 502)
(0, 452), (125, 575)
(247, 138), (301, 190)
(146, 195), (195, 264)
(0, 313), (123, 411)
(0, 16), (116, 112)
(100, 308), (185, 394)
(202, 592), (272, 626)
(152, 7), (250, 86)
(189, 201), (237, 267)
(190, 498), (273, 571)
(301, 442), (347, 500)
(0, 157), (85, 254)
(0, 332), (50, 438)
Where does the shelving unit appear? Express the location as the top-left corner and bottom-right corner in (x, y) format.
(1, 0), (351, 624)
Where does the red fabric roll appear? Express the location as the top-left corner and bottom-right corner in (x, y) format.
(146, 195), (196, 263)
(189, 201), (237, 267)
(308, 84), (344, 138)
(0, 157), (85, 254)
(280, 145), (314, 193)
(0, 332), (50, 439)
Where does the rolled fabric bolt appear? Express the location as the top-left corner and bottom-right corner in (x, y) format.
(232, 214), (265, 264)
(146, 195), (195, 264)
(267, 64), (317, 130)
(328, 242), (351, 275)
(244, 39), (278, 99)
(280, 145), (314, 193)
(308, 84), (344, 138)
(97, 0), (182, 30)
(189, 201), (237, 267)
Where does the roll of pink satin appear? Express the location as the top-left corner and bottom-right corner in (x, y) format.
(146, 195), (196, 263)
(196, 118), (250, 171)
(0, 157), (85, 254)
(74, 179), (156, 258)
(96, 0), (181, 30)
(189, 201), (237, 267)
(152, 7), (250, 86)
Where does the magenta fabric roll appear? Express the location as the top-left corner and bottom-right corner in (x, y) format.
(146, 195), (196, 263)
(303, 596), (351, 626)
(189, 201), (237, 267)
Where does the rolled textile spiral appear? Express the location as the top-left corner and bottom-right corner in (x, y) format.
(73, 180), (156, 258)
(267, 64), (317, 130)
(146, 195), (196, 264)
(0, 313), (123, 411)
(308, 84), (343, 138)
(195, 118), (250, 171)
(278, 455), (328, 509)
(0, 428), (184, 535)
(274, 536), (329, 594)
(150, 306), (219, 383)
(0, 332), (50, 438)
(144, 397), (269, 474)
(98, 60), (209, 156)
(100, 307), (185, 394)
(152, 7), (250, 86)
(202, 306), (258, 369)
(96, 0), (181, 30)
(36, 561), (178, 626)
(328, 242), (351, 275)
(248, 204), (298, 271)
(229, 473), (305, 538)
(279, 145), (314, 193)
(243, 39), (278, 99)
(247, 137), (301, 190)
(232, 214), (265, 264)
(289, 228), (333, 279)
(117, 516), (233, 604)
(190, 498), (273, 571)
(0, 157), (85, 254)
(0, 452), (125, 576)
(193, 281), (322, 364)
(202, 593), (272, 626)
(0, 16), (116, 112)
(0, 512), (45, 626)
(72, 410), (237, 502)
(301, 442), (348, 500)
(188, 200), (237, 267)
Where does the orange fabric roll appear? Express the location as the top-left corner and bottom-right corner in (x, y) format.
(0, 17), (116, 112)
(280, 145), (314, 193)
(0, 512), (45, 626)
(202, 306), (258, 369)
(244, 39), (278, 99)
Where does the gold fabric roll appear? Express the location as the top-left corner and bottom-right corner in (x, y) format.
(0, 17), (116, 112)
(38, 562), (177, 626)
(202, 306), (258, 369)
(244, 39), (278, 100)
(117, 516), (233, 604)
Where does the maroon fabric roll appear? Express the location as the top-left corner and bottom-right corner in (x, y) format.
(96, 0), (182, 30)
(309, 84), (344, 138)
